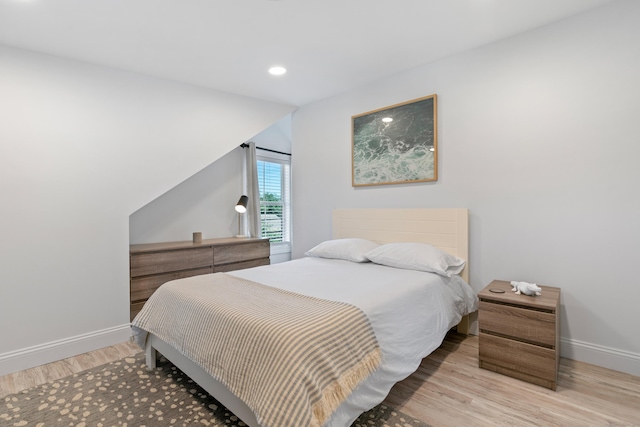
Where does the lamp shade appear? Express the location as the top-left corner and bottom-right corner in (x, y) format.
(235, 195), (248, 213)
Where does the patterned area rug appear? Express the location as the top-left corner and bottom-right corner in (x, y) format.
(1, 353), (430, 427)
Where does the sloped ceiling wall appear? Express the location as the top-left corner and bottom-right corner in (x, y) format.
(0, 44), (294, 358)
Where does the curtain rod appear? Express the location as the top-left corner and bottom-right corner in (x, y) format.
(240, 142), (291, 157)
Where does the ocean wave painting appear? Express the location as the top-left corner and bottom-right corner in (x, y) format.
(352, 94), (437, 186)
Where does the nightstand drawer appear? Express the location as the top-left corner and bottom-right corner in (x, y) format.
(479, 300), (556, 347)
(479, 333), (557, 388)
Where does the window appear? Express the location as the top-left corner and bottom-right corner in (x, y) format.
(257, 154), (291, 247)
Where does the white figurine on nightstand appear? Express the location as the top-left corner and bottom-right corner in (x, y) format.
(510, 281), (542, 296)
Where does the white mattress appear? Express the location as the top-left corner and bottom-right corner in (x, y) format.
(229, 256), (477, 427)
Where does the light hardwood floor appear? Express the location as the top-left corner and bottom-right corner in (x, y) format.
(0, 341), (140, 399)
(2, 334), (639, 426)
(383, 333), (640, 427)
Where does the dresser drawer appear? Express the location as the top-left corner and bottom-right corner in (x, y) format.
(213, 257), (270, 273)
(130, 301), (145, 321)
(479, 333), (557, 388)
(130, 266), (214, 302)
(214, 241), (270, 266)
(131, 247), (213, 277)
(479, 300), (556, 347)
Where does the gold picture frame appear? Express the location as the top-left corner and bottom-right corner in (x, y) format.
(352, 94), (437, 187)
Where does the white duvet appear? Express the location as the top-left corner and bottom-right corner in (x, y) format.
(229, 256), (477, 427)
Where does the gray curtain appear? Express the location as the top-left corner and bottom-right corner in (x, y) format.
(245, 141), (261, 238)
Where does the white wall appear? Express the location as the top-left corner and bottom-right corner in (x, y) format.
(0, 45), (294, 375)
(129, 149), (243, 244)
(129, 114), (293, 266)
(250, 114), (292, 156)
(292, 0), (640, 375)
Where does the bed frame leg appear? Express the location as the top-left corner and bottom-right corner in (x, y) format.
(145, 342), (158, 371)
(456, 314), (471, 335)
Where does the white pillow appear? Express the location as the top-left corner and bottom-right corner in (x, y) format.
(364, 242), (466, 277)
(305, 238), (380, 263)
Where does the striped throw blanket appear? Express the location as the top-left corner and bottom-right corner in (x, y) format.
(132, 273), (381, 427)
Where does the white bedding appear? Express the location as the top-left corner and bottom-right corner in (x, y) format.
(229, 256), (477, 427)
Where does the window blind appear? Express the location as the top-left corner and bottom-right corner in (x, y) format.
(257, 158), (291, 244)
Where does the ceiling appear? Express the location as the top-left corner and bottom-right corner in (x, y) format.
(0, 0), (618, 107)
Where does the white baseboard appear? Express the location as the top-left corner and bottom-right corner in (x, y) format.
(0, 324), (132, 377)
(3, 325), (639, 380)
(561, 337), (640, 377)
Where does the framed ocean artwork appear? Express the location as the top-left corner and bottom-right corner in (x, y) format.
(352, 94), (437, 187)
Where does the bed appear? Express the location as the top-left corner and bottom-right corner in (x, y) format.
(131, 208), (477, 427)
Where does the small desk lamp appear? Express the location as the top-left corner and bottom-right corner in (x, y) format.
(235, 195), (248, 237)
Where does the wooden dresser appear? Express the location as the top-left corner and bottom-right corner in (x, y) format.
(478, 279), (561, 390)
(130, 237), (270, 320)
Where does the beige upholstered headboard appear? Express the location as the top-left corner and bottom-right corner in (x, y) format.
(332, 208), (469, 283)
(332, 208), (471, 334)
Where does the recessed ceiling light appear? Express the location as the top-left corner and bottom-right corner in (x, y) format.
(382, 117), (393, 123)
(268, 66), (287, 76)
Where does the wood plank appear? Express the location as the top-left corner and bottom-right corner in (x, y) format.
(0, 342), (139, 398)
(383, 333), (640, 427)
(3, 334), (639, 427)
(479, 301), (557, 347)
(213, 241), (270, 265)
(130, 247), (213, 277)
(130, 266), (214, 302)
(129, 237), (262, 253)
(213, 258), (270, 273)
(478, 280), (560, 312)
(479, 332), (557, 384)
(129, 237), (271, 322)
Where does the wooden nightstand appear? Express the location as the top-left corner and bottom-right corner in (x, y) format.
(478, 279), (561, 390)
